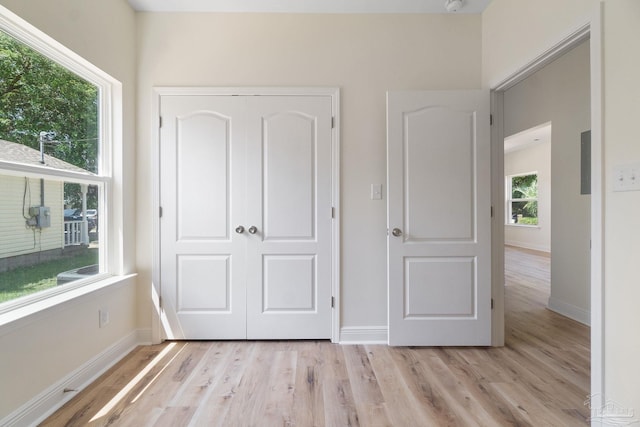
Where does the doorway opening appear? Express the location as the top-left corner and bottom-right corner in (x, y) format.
(490, 20), (601, 405)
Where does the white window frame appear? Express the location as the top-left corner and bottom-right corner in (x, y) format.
(505, 172), (539, 227)
(0, 5), (125, 318)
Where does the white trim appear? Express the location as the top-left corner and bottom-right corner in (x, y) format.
(548, 297), (591, 326)
(490, 91), (505, 346)
(0, 161), (103, 183)
(151, 87), (341, 343)
(490, 5), (604, 413)
(492, 24), (591, 92)
(330, 91), (342, 344)
(589, 1), (605, 420)
(0, 329), (146, 427)
(0, 274), (136, 328)
(339, 326), (388, 344)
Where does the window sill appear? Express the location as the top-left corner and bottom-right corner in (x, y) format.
(0, 273), (137, 331)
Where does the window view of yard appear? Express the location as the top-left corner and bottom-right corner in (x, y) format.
(507, 173), (538, 226)
(0, 30), (102, 305)
(0, 248), (98, 303)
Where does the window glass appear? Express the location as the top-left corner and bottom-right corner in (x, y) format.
(0, 30), (99, 173)
(0, 28), (106, 305)
(507, 173), (538, 226)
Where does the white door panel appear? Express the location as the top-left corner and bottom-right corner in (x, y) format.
(387, 90), (491, 346)
(160, 96), (247, 339)
(176, 112), (231, 240)
(160, 93), (333, 340)
(246, 96), (332, 339)
(261, 111), (316, 240)
(404, 107), (475, 241)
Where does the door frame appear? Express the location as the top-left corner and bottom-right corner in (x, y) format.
(150, 87), (341, 343)
(490, 4), (603, 411)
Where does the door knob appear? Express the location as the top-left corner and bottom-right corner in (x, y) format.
(235, 225), (245, 234)
(248, 226), (258, 234)
(392, 228), (402, 237)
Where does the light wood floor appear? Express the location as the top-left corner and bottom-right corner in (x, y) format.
(42, 246), (590, 426)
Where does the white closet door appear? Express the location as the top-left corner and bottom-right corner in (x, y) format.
(245, 96), (333, 339)
(160, 93), (333, 340)
(387, 90), (491, 346)
(160, 95), (247, 339)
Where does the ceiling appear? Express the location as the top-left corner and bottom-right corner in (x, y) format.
(504, 123), (552, 154)
(127, 0), (493, 14)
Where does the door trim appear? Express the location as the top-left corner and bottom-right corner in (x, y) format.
(490, 7), (603, 411)
(150, 87), (341, 343)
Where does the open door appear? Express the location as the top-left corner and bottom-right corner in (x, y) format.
(387, 90), (491, 346)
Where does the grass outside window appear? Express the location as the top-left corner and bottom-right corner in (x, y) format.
(0, 248), (98, 303)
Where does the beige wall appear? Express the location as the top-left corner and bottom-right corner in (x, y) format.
(504, 140), (551, 253)
(0, 0), (138, 420)
(602, 0), (640, 415)
(135, 13), (483, 332)
(503, 41), (591, 324)
(482, 0), (591, 88)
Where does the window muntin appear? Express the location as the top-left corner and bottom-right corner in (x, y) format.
(0, 8), (118, 311)
(506, 173), (538, 226)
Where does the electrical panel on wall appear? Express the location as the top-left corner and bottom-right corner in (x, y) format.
(29, 206), (51, 228)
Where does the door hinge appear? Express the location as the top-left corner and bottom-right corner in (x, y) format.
(331, 116), (335, 129)
(331, 207), (335, 219)
(490, 114), (493, 126)
(331, 296), (335, 308)
(159, 116), (163, 128)
(159, 206), (163, 218)
(159, 295), (163, 310)
(491, 298), (494, 310)
(491, 206), (494, 218)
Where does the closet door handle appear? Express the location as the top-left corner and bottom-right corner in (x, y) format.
(248, 226), (258, 234)
(235, 225), (245, 234)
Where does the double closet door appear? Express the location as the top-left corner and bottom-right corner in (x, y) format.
(159, 93), (333, 340)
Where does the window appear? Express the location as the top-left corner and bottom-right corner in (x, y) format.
(0, 8), (122, 311)
(506, 173), (538, 226)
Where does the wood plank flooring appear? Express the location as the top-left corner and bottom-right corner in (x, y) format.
(42, 246), (590, 426)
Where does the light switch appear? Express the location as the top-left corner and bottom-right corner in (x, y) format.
(613, 162), (640, 192)
(371, 184), (383, 200)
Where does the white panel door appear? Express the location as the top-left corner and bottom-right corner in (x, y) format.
(160, 95), (247, 339)
(245, 96), (332, 339)
(387, 90), (491, 346)
(160, 93), (333, 340)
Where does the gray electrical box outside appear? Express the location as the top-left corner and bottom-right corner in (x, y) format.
(581, 130), (591, 195)
(29, 206), (51, 228)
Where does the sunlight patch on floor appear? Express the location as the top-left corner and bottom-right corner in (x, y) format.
(90, 342), (182, 422)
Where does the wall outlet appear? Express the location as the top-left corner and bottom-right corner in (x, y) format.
(99, 308), (110, 328)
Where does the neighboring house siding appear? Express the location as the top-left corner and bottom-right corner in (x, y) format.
(0, 174), (63, 258)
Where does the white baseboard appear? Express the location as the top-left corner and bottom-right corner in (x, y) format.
(1, 328), (149, 427)
(505, 240), (551, 253)
(339, 326), (388, 344)
(548, 297), (590, 326)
